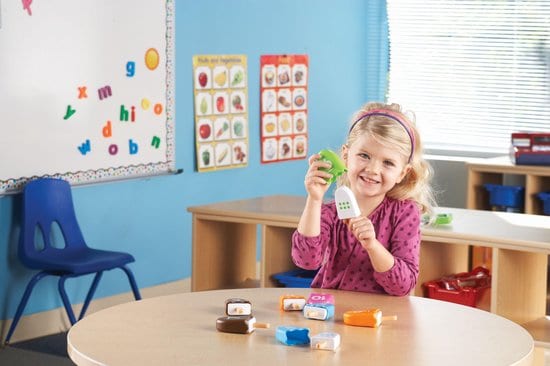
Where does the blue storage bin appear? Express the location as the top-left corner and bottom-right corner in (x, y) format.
(272, 269), (318, 288)
(537, 192), (550, 215)
(483, 184), (524, 211)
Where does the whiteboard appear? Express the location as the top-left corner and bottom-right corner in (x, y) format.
(0, 0), (175, 194)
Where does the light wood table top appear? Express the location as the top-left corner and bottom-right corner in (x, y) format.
(421, 207), (550, 253)
(67, 288), (534, 366)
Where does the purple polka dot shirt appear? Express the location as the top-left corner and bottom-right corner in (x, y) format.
(291, 197), (421, 296)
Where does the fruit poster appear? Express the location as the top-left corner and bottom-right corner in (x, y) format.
(193, 55), (248, 172)
(260, 55), (308, 163)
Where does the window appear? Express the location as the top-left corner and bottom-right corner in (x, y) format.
(386, 1), (550, 157)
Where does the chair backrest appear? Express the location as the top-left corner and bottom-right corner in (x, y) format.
(19, 178), (87, 268)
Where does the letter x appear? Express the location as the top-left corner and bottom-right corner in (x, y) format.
(78, 86), (88, 99)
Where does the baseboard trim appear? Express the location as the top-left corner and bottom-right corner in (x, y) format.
(1, 278), (190, 344)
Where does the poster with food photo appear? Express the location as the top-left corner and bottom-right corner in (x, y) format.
(193, 55), (248, 172)
(260, 54), (308, 163)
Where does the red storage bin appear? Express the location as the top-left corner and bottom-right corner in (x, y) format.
(423, 267), (491, 308)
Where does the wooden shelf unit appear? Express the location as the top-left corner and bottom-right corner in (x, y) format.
(466, 157), (550, 346)
(466, 156), (550, 215)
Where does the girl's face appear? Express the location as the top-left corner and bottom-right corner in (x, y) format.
(344, 134), (410, 201)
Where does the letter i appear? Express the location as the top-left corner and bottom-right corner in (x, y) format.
(131, 106), (136, 122)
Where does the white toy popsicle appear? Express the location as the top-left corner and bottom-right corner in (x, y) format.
(335, 186), (361, 219)
(311, 332), (341, 351)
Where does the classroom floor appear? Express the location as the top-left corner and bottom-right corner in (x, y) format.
(0, 332), (74, 365)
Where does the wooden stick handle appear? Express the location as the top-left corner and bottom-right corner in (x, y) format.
(253, 322), (270, 329)
(382, 315), (398, 322)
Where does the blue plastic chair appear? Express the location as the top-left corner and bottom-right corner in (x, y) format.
(5, 178), (141, 344)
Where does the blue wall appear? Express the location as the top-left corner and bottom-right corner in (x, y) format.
(0, 0), (386, 320)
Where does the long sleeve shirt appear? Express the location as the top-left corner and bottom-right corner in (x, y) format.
(291, 197), (421, 296)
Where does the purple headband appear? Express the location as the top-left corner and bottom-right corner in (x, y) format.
(349, 109), (415, 163)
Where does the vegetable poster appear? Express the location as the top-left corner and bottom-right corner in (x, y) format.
(260, 55), (308, 163)
(193, 55), (248, 172)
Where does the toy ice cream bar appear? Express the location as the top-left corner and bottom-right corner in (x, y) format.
(318, 149), (347, 184)
(275, 326), (310, 346)
(307, 293), (335, 305)
(280, 295), (306, 311)
(343, 309), (397, 328)
(303, 303), (335, 321)
(216, 315), (270, 334)
(335, 186), (361, 219)
(225, 298), (252, 316)
(310, 332), (341, 351)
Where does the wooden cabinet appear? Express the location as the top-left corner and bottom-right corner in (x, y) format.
(466, 157), (550, 270)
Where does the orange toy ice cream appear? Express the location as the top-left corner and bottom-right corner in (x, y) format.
(279, 295), (306, 311)
(343, 309), (397, 328)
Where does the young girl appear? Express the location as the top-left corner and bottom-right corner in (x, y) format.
(292, 102), (435, 296)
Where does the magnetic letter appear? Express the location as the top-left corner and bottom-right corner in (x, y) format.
(120, 105), (129, 121)
(22, 0), (32, 16)
(153, 103), (163, 115)
(126, 61), (135, 77)
(151, 136), (161, 148)
(64, 105), (76, 120)
(129, 139), (139, 154)
(78, 86), (88, 99)
(141, 98), (150, 110)
(102, 121), (112, 137)
(108, 144), (118, 155)
(77, 139), (91, 155)
(97, 85), (112, 100)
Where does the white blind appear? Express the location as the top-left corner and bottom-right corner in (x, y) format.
(387, 0), (550, 155)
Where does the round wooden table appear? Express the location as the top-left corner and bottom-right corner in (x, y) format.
(67, 288), (533, 366)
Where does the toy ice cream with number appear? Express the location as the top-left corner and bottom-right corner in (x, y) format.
(335, 186), (361, 219)
(279, 295), (306, 311)
(343, 309), (397, 328)
(307, 293), (335, 305)
(215, 315), (270, 334)
(303, 293), (335, 320)
(225, 298), (252, 316)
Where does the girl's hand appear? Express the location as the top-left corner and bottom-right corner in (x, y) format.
(347, 216), (377, 250)
(304, 153), (333, 201)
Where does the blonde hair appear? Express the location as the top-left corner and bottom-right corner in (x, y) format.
(338, 102), (436, 214)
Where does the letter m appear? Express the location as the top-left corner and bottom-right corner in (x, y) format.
(98, 85), (113, 100)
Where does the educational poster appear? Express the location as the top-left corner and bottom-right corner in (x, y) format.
(193, 55), (249, 172)
(0, 1), (175, 194)
(260, 55), (309, 163)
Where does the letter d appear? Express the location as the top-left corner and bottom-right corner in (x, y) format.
(102, 120), (112, 137)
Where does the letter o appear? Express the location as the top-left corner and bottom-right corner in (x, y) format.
(108, 144), (118, 155)
(154, 103), (163, 115)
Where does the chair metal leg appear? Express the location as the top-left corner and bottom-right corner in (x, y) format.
(58, 276), (77, 325)
(121, 265), (142, 300)
(78, 271), (103, 321)
(4, 271), (50, 344)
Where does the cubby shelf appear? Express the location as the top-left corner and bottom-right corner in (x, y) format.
(467, 156), (550, 215)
